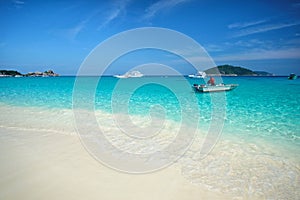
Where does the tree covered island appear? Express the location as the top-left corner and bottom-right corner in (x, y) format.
(204, 65), (274, 76)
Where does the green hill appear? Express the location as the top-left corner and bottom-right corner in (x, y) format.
(204, 65), (262, 76)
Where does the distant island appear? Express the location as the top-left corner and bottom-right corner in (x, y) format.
(204, 65), (274, 76)
(0, 65), (274, 77)
(0, 69), (59, 77)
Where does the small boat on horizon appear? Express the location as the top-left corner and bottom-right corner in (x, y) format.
(188, 71), (206, 78)
(288, 73), (297, 80)
(193, 83), (238, 92)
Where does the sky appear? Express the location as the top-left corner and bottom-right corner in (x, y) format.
(0, 0), (300, 75)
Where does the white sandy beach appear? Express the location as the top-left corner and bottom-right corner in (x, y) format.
(0, 126), (231, 200)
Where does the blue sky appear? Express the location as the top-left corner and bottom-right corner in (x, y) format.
(0, 0), (300, 75)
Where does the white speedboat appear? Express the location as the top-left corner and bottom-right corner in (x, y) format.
(113, 70), (143, 78)
(188, 71), (206, 78)
(193, 83), (238, 92)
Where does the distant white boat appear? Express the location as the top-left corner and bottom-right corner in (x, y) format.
(113, 70), (144, 78)
(113, 74), (127, 78)
(188, 71), (206, 78)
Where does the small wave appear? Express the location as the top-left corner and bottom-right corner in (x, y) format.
(179, 139), (300, 199)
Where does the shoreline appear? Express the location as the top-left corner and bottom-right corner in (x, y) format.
(0, 103), (299, 199)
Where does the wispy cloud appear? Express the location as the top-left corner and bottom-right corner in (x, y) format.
(229, 17), (300, 38)
(204, 44), (225, 52)
(292, 2), (300, 7)
(228, 19), (267, 29)
(13, 0), (25, 5)
(12, 0), (25, 8)
(204, 39), (268, 53)
(63, 8), (104, 41)
(55, 13), (95, 41)
(233, 22), (300, 37)
(98, 0), (131, 30)
(66, 19), (89, 41)
(143, 0), (190, 20)
(205, 35), (300, 63)
(53, 2), (127, 41)
(214, 48), (300, 62)
(98, 9), (121, 30)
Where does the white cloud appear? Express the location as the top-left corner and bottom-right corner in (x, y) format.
(143, 0), (190, 19)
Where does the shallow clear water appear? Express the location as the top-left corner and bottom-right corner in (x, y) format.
(1, 76), (299, 141)
(0, 76), (299, 198)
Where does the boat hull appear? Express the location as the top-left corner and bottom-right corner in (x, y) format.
(193, 84), (238, 92)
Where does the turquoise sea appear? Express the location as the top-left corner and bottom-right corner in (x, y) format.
(0, 76), (299, 198)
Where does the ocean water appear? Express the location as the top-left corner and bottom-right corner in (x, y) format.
(0, 76), (299, 198)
